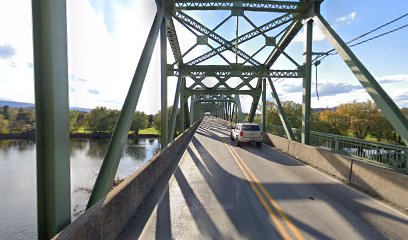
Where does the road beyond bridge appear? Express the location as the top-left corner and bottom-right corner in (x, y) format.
(118, 117), (408, 239)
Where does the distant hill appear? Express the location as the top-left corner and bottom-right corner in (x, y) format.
(312, 107), (337, 112)
(0, 100), (90, 112)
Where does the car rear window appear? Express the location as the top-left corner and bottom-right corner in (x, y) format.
(242, 125), (261, 131)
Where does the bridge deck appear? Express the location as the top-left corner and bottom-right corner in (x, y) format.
(120, 117), (408, 239)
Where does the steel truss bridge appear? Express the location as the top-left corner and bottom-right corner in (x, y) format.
(31, 0), (408, 238)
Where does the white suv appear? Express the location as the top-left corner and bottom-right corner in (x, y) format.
(230, 123), (263, 147)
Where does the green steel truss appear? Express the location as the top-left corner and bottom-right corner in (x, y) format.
(31, 0), (408, 236)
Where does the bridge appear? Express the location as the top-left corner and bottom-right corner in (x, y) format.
(30, 0), (408, 239)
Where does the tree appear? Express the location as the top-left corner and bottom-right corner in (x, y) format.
(69, 110), (80, 132)
(152, 106), (180, 135)
(0, 115), (9, 134)
(85, 107), (120, 133)
(11, 108), (35, 132)
(319, 109), (349, 135)
(131, 111), (148, 134)
(1, 105), (11, 120)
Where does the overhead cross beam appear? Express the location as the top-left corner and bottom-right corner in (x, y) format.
(174, 0), (301, 12)
(174, 11), (261, 66)
(169, 65), (303, 78)
(186, 13), (295, 66)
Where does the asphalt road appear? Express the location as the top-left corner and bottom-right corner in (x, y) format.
(120, 117), (408, 240)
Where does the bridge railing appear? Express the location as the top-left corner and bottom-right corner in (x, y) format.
(268, 125), (408, 174)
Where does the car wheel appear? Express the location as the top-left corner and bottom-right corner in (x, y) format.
(236, 139), (241, 147)
(256, 142), (262, 148)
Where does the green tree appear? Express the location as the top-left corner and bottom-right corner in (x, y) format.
(152, 106), (180, 134)
(0, 115), (9, 134)
(131, 111), (148, 134)
(69, 110), (80, 132)
(85, 107), (120, 133)
(11, 108), (35, 132)
(1, 105), (11, 120)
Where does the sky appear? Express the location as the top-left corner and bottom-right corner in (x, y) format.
(0, 0), (407, 114)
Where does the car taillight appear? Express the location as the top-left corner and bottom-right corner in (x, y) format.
(240, 131), (243, 137)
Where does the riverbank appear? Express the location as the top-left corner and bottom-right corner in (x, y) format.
(0, 131), (160, 140)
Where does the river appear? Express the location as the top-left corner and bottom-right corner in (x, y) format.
(0, 138), (160, 239)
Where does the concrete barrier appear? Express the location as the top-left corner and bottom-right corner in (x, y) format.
(264, 133), (408, 211)
(54, 118), (203, 240)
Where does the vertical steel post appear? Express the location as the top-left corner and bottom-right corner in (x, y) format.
(87, 12), (164, 209)
(32, 0), (71, 237)
(168, 76), (182, 142)
(161, 17), (168, 148)
(190, 95), (195, 125)
(313, 13), (408, 146)
(235, 95), (244, 123)
(180, 78), (185, 131)
(302, 20), (313, 145)
(262, 78), (267, 132)
(268, 78), (296, 140)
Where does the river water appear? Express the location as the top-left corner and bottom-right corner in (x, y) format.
(0, 138), (160, 239)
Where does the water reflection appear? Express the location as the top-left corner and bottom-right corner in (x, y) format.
(0, 137), (160, 240)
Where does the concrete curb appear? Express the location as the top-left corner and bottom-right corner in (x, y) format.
(264, 133), (408, 211)
(53, 118), (203, 240)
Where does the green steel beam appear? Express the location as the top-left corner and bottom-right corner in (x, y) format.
(314, 13), (408, 146)
(186, 13), (295, 66)
(169, 76), (182, 142)
(180, 78), (185, 131)
(268, 78), (295, 141)
(265, 19), (303, 68)
(186, 89), (260, 97)
(174, 1), (301, 12)
(174, 11), (261, 66)
(302, 20), (313, 145)
(189, 95), (195, 125)
(169, 65), (303, 78)
(262, 78), (267, 131)
(161, 17), (168, 148)
(31, 0), (71, 238)
(235, 94), (244, 122)
(249, 79), (262, 122)
(87, 11), (163, 209)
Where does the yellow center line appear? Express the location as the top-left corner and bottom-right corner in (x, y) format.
(222, 138), (292, 240)
(225, 140), (305, 240)
(212, 121), (304, 240)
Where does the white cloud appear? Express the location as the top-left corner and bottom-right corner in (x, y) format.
(377, 74), (408, 84)
(293, 27), (325, 43)
(335, 12), (357, 25)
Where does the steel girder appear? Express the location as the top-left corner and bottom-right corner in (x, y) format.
(268, 78), (295, 140)
(169, 65), (303, 78)
(167, 18), (182, 63)
(174, 1), (301, 12)
(248, 78), (262, 122)
(265, 19), (303, 68)
(87, 11), (164, 209)
(174, 11), (261, 66)
(186, 13), (296, 66)
(186, 89), (261, 97)
(32, 0), (71, 237)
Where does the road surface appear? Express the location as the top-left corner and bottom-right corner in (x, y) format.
(120, 117), (408, 239)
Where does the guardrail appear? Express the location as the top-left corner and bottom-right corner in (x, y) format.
(269, 125), (408, 173)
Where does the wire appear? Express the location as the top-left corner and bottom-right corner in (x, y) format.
(272, 13), (408, 86)
(312, 12), (408, 65)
